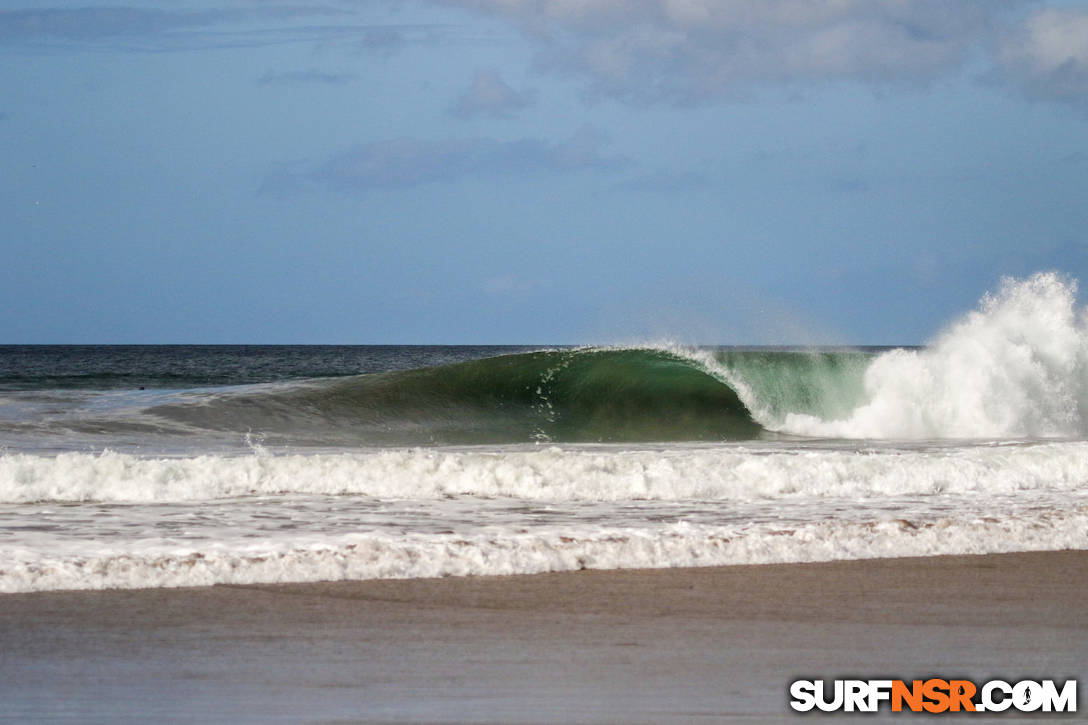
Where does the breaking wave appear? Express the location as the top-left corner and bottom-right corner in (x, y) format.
(147, 273), (1088, 443)
(778, 272), (1088, 438)
(6, 273), (1086, 446)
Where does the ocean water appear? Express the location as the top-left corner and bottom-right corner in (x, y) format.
(2, 272), (1087, 593)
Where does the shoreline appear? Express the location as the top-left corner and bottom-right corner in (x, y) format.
(3, 550), (1086, 723)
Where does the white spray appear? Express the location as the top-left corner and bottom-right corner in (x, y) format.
(780, 272), (1088, 438)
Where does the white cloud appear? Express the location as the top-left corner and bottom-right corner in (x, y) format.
(261, 126), (626, 195)
(998, 8), (1088, 104)
(438, 0), (1030, 103)
(0, 6), (443, 54)
(616, 170), (708, 192)
(450, 69), (535, 118)
(258, 69), (357, 86)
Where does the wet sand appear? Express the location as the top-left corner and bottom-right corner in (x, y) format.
(2, 551), (1086, 723)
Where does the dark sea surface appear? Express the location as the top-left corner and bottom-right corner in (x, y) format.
(0, 345), (541, 390)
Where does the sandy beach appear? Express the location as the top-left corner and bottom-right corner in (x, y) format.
(2, 551), (1085, 723)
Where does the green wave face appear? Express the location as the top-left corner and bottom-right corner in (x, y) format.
(154, 348), (761, 445)
(713, 349), (875, 427)
(152, 347), (882, 445)
(314, 348), (763, 443)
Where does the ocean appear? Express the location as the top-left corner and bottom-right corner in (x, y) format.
(2, 272), (1087, 593)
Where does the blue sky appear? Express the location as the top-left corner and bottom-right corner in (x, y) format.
(2, 0), (1087, 344)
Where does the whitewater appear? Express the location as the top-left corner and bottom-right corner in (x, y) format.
(1, 272), (1086, 593)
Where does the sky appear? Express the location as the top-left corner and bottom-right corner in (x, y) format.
(2, 0), (1087, 344)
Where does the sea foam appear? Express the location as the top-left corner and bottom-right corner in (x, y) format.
(747, 273), (1088, 438)
(4, 506), (1086, 593)
(3, 441), (1088, 504)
